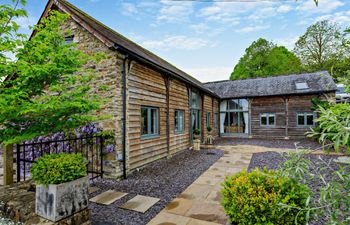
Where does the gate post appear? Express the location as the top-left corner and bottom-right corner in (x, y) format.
(3, 144), (14, 185)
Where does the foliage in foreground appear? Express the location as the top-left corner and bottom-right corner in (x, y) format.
(230, 38), (302, 80)
(0, 217), (23, 225)
(308, 103), (350, 153)
(280, 149), (350, 225)
(30, 153), (87, 185)
(0, 1), (106, 145)
(221, 168), (311, 225)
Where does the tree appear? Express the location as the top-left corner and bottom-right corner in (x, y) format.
(230, 38), (302, 80)
(0, 1), (106, 144)
(294, 20), (348, 80)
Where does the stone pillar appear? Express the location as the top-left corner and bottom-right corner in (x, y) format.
(3, 144), (14, 185)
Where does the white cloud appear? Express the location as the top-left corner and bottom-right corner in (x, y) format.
(277, 5), (292, 13)
(273, 36), (299, 50)
(236, 25), (270, 33)
(316, 10), (350, 25)
(14, 16), (36, 30)
(190, 23), (209, 34)
(184, 66), (233, 82)
(121, 2), (138, 16)
(199, 1), (280, 24)
(142, 35), (210, 50)
(296, 0), (344, 14)
(157, 1), (193, 23)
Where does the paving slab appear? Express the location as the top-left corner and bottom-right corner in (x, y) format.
(164, 198), (193, 215)
(120, 195), (160, 213)
(89, 190), (127, 205)
(147, 212), (191, 225)
(89, 186), (100, 194)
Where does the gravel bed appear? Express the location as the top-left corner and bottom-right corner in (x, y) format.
(90, 149), (223, 225)
(214, 138), (323, 150)
(248, 151), (344, 225)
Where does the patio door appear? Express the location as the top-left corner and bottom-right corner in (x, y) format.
(190, 91), (201, 143)
(220, 99), (249, 136)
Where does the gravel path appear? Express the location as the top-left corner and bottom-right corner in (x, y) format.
(90, 149), (223, 225)
(214, 138), (323, 150)
(248, 151), (344, 225)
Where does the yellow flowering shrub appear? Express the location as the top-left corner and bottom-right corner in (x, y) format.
(221, 168), (311, 225)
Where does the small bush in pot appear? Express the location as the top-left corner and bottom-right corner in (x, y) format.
(193, 128), (201, 138)
(31, 153), (89, 222)
(207, 126), (212, 133)
(221, 168), (311, 225)
(31, 153), (87, 185)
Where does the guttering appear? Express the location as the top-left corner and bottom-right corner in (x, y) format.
(121, 52), (128, 179)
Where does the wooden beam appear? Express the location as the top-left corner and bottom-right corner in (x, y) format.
(285, 97), (289, 139)
(3, 144), (14, 185)
(163, 75), (171, 157)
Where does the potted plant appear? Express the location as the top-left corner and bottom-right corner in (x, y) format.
(31, 153), (89, 222)
(206, 126), (214, 145)
(193, 129), (201, 151)
(193, 128), (201, 139)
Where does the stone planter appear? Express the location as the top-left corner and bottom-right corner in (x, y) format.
(35, 176), (89, 222)
(193, 139), (201, 151)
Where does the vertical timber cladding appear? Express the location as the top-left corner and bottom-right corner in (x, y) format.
(288, 94), (320, 138)
(127, 63), (193, 170)
(128, 63), (167, 170)
(202, 95), (217, 141)
(169, 79), (190, 155)
(250, 96), (286, 138)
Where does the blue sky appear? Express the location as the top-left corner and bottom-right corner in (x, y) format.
(13, 0), (350, 82)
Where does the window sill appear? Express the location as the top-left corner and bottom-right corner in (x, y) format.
(174, 131), (185, 135)
(141, 134), (160, 140)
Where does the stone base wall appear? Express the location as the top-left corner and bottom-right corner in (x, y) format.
(0, 181), (90, 225)
(60, 18), (125, 179)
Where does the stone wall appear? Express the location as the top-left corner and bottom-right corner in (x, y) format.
(60, 19), (125, 178)
(0, 181), (90, 225)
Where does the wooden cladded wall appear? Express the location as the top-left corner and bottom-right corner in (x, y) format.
(127, 62), (219, 171)
(250, 94), (332, 139)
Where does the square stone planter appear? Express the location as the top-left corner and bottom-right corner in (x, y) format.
(35, 176), (89, 222)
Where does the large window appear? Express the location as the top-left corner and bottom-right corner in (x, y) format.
(297, 112), (314, 127)
(175, 110), (184, 134)
(141, 106), (159, 138)
(220, 99), (249, 135)
(206, 112), (211, 128)
(260, 113), (276, 126)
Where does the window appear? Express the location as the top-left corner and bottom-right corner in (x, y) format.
(141, 106), (159, 138)
(214, 113), (218, 129)
(64, 35), (74, 45)
(206, 112), (211, 128)
(297, 112), (314, 126)
(260, 113), (276, 126)
(295, 82), (309, 90)
(175, 110), (185, 133)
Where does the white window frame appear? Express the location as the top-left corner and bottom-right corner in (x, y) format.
(175, 109), (185, 134)
(297, 112), (315, 127)
(260, 113), (276, 127)
(141, 106), (159, 139)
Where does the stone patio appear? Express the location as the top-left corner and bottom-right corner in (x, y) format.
(147, 144), (291, 225)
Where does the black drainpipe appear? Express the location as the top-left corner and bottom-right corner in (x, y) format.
(121, 54), (129, 179)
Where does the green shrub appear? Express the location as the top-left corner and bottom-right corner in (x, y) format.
(308, 103), (350, 152)
(221, 168), (311, 225)
(193, 128), (201, 135)
(31, 153), (87, 186)
(207, 126), (212, 132)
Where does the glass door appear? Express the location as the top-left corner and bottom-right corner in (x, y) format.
(220, 99), (249, 136)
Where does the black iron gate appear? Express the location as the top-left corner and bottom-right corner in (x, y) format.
(16, 135), (104, 182)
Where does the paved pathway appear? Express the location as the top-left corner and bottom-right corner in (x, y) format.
(147, 145), (290, 225)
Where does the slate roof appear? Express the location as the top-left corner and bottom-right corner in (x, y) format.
(204, 71), (337, 99)
(52, 0), (217, 96)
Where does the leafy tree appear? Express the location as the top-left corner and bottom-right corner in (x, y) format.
(230, 38), (302, 80)
(294, 20), (348, 81)
(0, 1), (106, 144)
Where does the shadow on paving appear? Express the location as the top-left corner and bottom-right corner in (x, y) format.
(90, 149), (223, 225)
